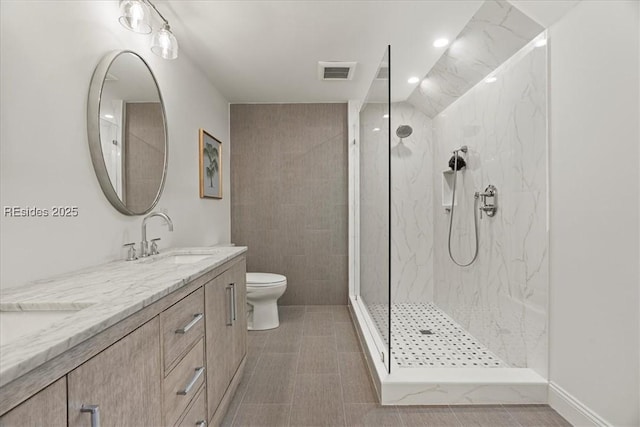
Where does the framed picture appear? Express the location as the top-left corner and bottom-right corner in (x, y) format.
(199, 128), (222, 199)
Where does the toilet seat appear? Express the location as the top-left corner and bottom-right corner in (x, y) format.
(246, 273), (287, 287)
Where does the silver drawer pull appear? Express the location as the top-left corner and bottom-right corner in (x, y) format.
(195, 421), (207, 427)
(226, 285), (233, 326)
(231, 283), (236, 322)
(175, 313), (204, 334)
(177, 366), (205, 396)
(81, 404), (100, 427)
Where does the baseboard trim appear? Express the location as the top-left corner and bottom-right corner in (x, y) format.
(548, 382), (611, 427)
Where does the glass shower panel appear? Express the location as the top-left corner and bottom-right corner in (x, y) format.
(359, 47), (390, 373)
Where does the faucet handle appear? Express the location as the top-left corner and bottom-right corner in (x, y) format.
(150, 238), (161, 255)
(123, 243), (138, 261)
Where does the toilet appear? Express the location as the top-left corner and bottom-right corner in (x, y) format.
(246, 272), (287, 330)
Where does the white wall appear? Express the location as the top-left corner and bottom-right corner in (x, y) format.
(390, 102), (434, 304)
(0, 1), (230, 289)
(548, 1), (640, 426)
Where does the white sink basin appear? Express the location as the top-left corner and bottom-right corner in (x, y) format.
(163, 254), (214, 264)
(139, 253), (216, 265)
(0, 310), (81, 346)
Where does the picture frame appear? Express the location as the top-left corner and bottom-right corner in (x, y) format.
(199, 128), (222, 199)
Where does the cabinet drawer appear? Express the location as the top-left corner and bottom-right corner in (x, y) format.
(162, 288), (205, 371)
(164, 339), (205, 427)
(177, 387), (207, 427)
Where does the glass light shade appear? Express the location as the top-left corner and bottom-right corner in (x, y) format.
(119, 0), (152, 34)
(151, 24), (179, 60)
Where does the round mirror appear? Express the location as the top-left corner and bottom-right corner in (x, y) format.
(87, 50), (167, 215)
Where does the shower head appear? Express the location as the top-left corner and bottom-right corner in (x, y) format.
(453, 145), (468, 154)
(396, 125), (413, 139)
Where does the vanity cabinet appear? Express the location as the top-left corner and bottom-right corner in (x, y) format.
(0, 378), (67, 427)
(67, 318), (162, 427)
(0, 253), (247, 427)
(205, 257), (247, 422)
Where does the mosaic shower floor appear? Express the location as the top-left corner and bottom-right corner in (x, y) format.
(366, 302), (507, 368)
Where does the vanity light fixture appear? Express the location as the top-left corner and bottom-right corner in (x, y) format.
(118, 0), (151, 34)
(118, 0), (179, 60)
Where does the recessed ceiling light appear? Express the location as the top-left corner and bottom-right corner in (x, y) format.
(485, 76), (497, 83)
(535, 38), (547, 47)
(383, 114), (389, 119)
(408, 76), (420, 84)
(373, 127), (381, 132)
(433, 38), (449, 48)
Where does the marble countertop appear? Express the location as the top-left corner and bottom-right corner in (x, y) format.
(0, 246), (247, 388)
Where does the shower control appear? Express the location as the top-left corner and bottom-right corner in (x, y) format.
(476, 184), (498, 218)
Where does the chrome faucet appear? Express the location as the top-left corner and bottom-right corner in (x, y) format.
(141, 212), (173, 257)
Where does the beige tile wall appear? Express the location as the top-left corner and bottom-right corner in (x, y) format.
(230, 104), (348, 305)
(124, 102), (165, 213)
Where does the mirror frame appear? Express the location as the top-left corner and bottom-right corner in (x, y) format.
(87, 50), (168, 215)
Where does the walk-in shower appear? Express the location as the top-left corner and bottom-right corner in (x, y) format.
(350, 0), (549, 405)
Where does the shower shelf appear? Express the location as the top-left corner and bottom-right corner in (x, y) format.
(442, 169), (458, 211)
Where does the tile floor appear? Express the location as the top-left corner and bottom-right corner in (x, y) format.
(367, 302), (506, 368)
(221, 305), (571, 427)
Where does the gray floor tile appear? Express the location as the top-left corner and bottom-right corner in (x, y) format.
(232, 403), (291, 426)
(398, 405), (461, 426)
(225, 306), (570, 427)
(335, 321), (361, 352)
(338, 352), (377, 403)
(334, 306), (352, 323)
(303, 311), (335, 336)
(505, 405), (572, 427)
(297, 335), (339, 374)
(243, 353), (298, 404)
(344, 403), (403, 427)
(451, 405), (518, 427)
(290, 374), (345, 426)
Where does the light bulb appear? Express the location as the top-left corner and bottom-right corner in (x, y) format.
(408, 76), (420, 84)
(118, 0), (151, 34)
(151, 23), (179, 60)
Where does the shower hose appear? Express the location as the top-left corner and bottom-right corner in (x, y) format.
(447, 152), (479, 267)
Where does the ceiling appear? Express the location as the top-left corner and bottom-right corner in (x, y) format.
(161, 1), (579, 104)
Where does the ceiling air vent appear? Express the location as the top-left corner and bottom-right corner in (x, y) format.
(318, 61), (357, 81)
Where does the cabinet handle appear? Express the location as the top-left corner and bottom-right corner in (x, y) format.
(195, 421), (207, 427)
(230, 283), (236, 322)
(175, 313), (204, 334)
(177, 366), (205, 396)
(225, 285), (233, 326)
(81, 404), (100, 427)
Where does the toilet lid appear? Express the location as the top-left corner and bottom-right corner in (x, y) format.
(246, 272), (287, 287)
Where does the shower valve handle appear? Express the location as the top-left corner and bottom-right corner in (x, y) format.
(477, 185), (498, 218)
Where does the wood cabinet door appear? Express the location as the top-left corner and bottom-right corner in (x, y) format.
(230, 257), (247, 376)
(204, 270), (233, 421)
(0, 377), (66, 427)
(67, 318), (162, 427)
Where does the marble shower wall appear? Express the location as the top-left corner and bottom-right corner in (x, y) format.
(390, 102), (434, 304)
(431, 40), (548, 376)
(359, 102), (389, 309)
(408, 0), (543, 119)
